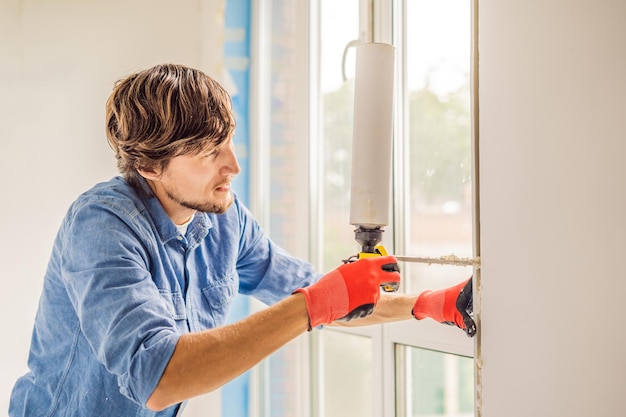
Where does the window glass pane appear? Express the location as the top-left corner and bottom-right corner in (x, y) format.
(265, 1), (308, 254)
(322, 330), (373, 417)
(264, 340), (302, 417)
(320, 0), (361, 270)
(317, 3), (374, 417)
(405, 0), (473, 294)
(257, 2), (310, 416)
(397, 345), (474, 416)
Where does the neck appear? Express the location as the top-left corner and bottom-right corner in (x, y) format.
(144, 178), (196, 226)
(175, 214), (195, 226)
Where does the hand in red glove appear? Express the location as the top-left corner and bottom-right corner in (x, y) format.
(412, 276), (476, 337)
(294, 255), (400, 330)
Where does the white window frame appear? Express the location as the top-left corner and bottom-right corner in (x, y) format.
(249, 0), (479, 415)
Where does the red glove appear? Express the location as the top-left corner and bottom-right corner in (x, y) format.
(412, 277), (476, 337)
(294, 255), (400, 330)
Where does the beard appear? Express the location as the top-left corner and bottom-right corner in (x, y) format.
(165, 188), (234, 214)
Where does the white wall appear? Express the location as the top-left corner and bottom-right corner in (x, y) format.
(0, 0), (225, 413)
(479, 0), (626, 416)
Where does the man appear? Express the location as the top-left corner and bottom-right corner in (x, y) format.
(9, 63), (474, 416)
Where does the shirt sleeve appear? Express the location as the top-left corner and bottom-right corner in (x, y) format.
(60, 197), (180, 406)
(232, 198), (322, 305)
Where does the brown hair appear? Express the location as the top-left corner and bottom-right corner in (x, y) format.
(105, 64), (235, 189)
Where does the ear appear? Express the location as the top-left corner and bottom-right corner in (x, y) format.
(136, 166), (162, 182)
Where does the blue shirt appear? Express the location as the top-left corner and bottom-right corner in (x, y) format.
(10, 176), (319, 417)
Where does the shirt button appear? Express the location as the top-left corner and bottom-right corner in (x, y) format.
(177, 235), (183, 241)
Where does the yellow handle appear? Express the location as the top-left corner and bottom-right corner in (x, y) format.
(357, 245), (398, 292)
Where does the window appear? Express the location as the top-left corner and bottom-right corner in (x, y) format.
(396, 346), (474, 416)
(250, 0), (477, 415)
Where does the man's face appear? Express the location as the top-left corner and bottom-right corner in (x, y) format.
(150, 138), (241, 219)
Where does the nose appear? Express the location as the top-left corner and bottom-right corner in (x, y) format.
(220, 143), (241, 176)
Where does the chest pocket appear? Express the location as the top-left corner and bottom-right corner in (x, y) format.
(159, 290), (187, 320)
(201, 273), (237, 327)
